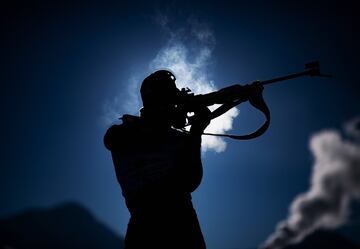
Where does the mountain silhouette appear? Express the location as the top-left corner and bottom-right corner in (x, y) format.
(0, 202), (124, 249)
(283, 229), (360, 249)
(244, 227), (360, 249)
(2, 202), (359, 249)
(339, 222), (360, 246)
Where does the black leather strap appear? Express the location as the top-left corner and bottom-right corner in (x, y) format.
(203, 93), (270, 140)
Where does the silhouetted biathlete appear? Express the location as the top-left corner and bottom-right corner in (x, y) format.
(104, 70), (263, 249)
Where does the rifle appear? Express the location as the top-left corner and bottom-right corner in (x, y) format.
(175, 61), (332, 140)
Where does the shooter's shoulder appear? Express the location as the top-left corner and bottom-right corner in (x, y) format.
(104, 115), (141, 150)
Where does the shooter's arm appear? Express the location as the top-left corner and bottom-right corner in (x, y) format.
(186, 83), (263, 125)
(184, 83), (261, 109)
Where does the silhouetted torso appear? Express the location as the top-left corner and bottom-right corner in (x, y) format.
(104, 115), (206, 249)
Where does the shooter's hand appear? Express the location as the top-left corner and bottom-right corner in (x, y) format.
(228, 81), (263, 102)
(190, 106), (212, 135)
(243, 81), (264, 97)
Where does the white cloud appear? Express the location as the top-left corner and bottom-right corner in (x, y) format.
(102, 76), (142, 125)
(345, 116), (360, 139)
(261, 118), (360, 249)
(103, 17), (239, 153)
(149, 19), (238, 153)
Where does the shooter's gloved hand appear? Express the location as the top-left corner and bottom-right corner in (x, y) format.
(190, 106), (212, 135)
(228, 81), (264, 103)
(251, 81), (264, 94)
(242, 81), (264, 97)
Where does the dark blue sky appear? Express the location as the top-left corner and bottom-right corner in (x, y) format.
(1, 1), (359, 248)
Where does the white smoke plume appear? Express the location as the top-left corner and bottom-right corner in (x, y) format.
(103, 76), (141, 125)
(150, 37), (239, 152)
(104, 17), (239, 153)
(261, 117), (360, 249)
(149, 17), (239, 152)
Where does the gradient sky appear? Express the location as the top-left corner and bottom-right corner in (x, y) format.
(1, 1), (359, 249)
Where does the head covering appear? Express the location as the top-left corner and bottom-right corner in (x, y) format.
(140, 70), (179, 108)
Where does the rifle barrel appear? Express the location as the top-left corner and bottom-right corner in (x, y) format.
(260, 70), (312, 86)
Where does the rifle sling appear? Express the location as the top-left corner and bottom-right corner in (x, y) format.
(203, 93), (270, 140)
